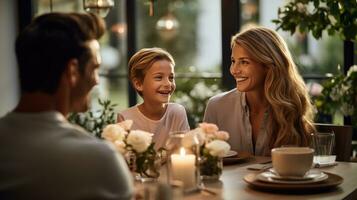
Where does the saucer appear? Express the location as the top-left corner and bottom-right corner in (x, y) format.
(223, 151), (251, 165)
(224, 150), (238, 158)
(257, 169), (328, 184)
(244, 172), (343, 191)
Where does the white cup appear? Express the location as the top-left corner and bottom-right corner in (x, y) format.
(271, 147), (314, 177)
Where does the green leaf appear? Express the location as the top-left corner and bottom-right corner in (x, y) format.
(313, 0), (320, 8)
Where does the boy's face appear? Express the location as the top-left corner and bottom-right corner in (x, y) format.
(70, 40), (101, 112)
(135, 59), (175, 105)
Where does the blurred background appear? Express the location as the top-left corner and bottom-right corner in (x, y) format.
(0, 0), (355, 128)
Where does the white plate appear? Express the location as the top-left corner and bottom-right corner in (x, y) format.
(224, 150), (238, 158)
(257, 169), (328, 184)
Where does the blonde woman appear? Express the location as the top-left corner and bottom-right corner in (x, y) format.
(118, 47), (190, 149)
(203, 27), (315, 156)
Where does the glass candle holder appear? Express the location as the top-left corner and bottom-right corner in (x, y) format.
(165, 131), (200, 193)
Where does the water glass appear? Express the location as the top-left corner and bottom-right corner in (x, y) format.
(311, 132), (335, 164)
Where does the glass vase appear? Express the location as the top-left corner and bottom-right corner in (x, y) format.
(125, 150), (161, 182)
(200, 155), (223, 181)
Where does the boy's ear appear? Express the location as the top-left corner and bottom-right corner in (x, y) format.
(64, 59), (80, 87)
(133, 78), (143, 92)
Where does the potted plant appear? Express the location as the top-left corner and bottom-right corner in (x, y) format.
(272, 0), (356, 80)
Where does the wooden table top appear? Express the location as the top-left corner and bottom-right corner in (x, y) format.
(183, 156), (357, 200)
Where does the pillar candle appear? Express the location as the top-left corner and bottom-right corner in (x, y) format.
(171, 148), (196, 189)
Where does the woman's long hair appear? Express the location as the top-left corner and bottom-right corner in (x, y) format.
(231, 27), (315, 148)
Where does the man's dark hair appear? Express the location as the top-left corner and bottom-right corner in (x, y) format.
(15, 12), (105, 94)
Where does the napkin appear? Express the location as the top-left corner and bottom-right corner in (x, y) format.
(313, 155), (337, 168)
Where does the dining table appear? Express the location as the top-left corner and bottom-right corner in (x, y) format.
(181, 155), (357, 200)
(136, 153), (357, 200)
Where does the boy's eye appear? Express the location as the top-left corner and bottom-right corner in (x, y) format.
(169, 76), (174, 81)
(231, 59), (235, 64)
(154, 76), (162, 80)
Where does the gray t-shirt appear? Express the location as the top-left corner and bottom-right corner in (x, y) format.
(203, 89), (270, 156)
(0, 111), (133, 199)
(118, 103), (190, 149)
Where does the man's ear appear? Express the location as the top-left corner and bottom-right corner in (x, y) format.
(133, 78), (143, 92)
(64, 59), (80, 87)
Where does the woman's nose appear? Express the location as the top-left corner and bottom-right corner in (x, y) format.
(230, 63), (240, 75)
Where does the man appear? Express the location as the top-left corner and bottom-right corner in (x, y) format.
(0, 12), (133, 199)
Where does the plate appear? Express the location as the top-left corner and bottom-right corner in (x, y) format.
(223, 151), (252, 165)
(224, 150), (238, 158)
(243, 172), (343, 192)
(257, 169), (328, 184)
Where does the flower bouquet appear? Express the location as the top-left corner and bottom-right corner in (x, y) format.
(183, 122), (231, 180)
(102, 120), (161, 180)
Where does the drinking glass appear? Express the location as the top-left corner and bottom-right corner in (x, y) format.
(311, 132), (335, 164)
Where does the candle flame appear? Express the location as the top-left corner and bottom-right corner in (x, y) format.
(180, 147), (186, 156)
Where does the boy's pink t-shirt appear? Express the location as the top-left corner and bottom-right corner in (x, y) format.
(118, 103), (190, 149)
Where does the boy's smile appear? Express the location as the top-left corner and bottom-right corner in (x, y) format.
(137, 59), (176, 105)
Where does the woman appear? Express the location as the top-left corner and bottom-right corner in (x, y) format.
(203, 27), (315, 156)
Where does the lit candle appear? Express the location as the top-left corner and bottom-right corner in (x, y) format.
(171, 148), (196, 189)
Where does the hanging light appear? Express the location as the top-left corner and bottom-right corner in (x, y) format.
(156, 13), (180, 40)
(83, 0), (114, 18)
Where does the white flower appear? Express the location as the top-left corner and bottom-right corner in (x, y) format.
(205, 140), (231, 157)
(117, 120), (133, 131)
(114, 140), (127, 154)
(328, 14), (337, 25)
(126, 130), (153, 153)
(86, 121), (95, 131)
(199, 122), (219, 135)
(347, 65), (357, 77)
(102, 124), (127, 142)
(214, 131), (230, 141)
(190, 82), (210, 99)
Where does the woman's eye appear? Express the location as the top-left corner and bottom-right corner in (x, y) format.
(231, 59), (235, 64)
(239, 60), (249, 65)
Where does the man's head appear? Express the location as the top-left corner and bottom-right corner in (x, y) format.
(15, 12), (105, 113)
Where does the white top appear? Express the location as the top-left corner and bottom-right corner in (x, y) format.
(203, 88), (270, 156)
(0, 111), (133, 199)
(119, 103), (190, 149)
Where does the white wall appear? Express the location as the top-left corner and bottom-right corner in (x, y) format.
(0, 1), (19, 117)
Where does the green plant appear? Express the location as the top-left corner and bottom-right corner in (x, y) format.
(68, 99), (117, 138)
(173, 79), (222, 127)
(272, 0), (357, 41)
(315, 65), (357, 125)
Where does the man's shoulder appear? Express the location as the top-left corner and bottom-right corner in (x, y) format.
(57, 124), (113, 154)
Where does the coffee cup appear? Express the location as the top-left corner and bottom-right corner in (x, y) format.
(271, 147), (314, 177)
